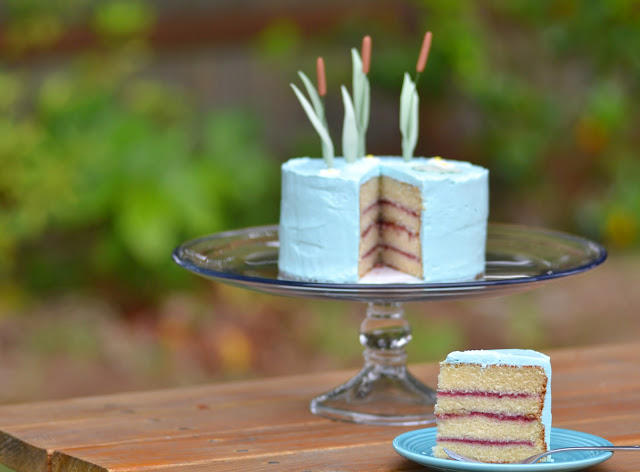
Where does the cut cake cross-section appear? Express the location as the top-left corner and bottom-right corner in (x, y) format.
(432, 349), (552, 464)
(358, 175), (423, 278)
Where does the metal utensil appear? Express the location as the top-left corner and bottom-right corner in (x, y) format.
(443, 446), (640, 464)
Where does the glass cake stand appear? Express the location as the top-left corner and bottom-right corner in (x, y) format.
(172, 223), (606, 426)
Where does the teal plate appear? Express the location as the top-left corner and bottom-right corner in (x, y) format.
(392, 427), (613, 472)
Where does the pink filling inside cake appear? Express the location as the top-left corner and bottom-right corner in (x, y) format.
(436, 412), (537, 422)
(437, 390), (535, 399)
(358, 176), (423, 278)
(437, 437), (535, 447)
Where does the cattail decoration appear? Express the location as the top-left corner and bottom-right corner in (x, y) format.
(291, 58), (334, 166)
(416, 31), (432, 74)
(400, 31), (432, 161)
(316, 57), (327, 97)
(361, 35), (372, 75)
(342, 35), (372, 160)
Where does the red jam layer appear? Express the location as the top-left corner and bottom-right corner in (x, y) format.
(361, 221), (417, 239)
(436, 411), (537, 422)
(362, 200), (420, 218)
(437, 437), (535, 447)
(379, 199), (420, 218)
(437, 390), (536, 399)
(361, 243), (420, 262)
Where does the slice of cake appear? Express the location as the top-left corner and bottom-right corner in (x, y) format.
(433, 349), (551, 464)
(278, 156), (488, 283)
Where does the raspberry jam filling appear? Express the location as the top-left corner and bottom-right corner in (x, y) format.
(437, 437), (535, 447)
(362, 243), (420, 262)
(437, 390), (535, 399)
(361, 221), (417, 239)
(379, 199), (420, 218)
(362, 200), (420, 219)
(436, 411), (536, 422)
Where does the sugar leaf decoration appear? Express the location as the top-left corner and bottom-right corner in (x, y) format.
(341, 85), (359, 163)
(400, 73), (419, 161)
(351, 45), (370, 157)
(291, 72), (335, 168)
(340, 39), (371, 162)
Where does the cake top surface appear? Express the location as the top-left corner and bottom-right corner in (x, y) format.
(281, 157), (379, 181)
(283, 156), (487, 183)
(444, 349), (550, 368)
(380, 156), (487, 182)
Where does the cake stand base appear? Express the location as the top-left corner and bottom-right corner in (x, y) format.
(173, 224), (607, 426)
(310, 302), (437, 426)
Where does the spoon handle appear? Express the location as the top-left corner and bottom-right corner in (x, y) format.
(530, 445), (640, 463)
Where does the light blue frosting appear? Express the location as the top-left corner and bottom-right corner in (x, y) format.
(445, 349), (552, 448)
(278, 156), (488, 283)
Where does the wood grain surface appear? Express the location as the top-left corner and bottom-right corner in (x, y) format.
(0, 342), (639, 471)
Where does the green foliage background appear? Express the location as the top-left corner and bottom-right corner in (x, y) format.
(1, 1), (639, 329)
(1, 1), (280, 303)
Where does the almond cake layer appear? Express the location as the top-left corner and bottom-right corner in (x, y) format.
(437, 364), (548, 395)
(436, 415), (545, 444)
(435, 393), (544, 416)
(432, 442), (540, 464)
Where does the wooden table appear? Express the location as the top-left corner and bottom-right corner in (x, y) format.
(0, 342), (638, 471)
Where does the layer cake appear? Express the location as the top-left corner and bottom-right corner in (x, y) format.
(278, 156), (488, 283)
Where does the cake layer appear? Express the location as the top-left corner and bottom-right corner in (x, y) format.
(436, 415), (545, 444)
(358, 252), (380, 276)
(380, 223), (420, 254)
(379, 174), (422, 213)
(380, 245), (422, 278)
(380, 203), (420, 235)
(379, 175), (422, 235)
(359, 224), (379, 256)
(437, 364), (548, 395)
(432, 442), (542, 464)
(359, 177), (380, 232)
(435, 392), (543, 416)
(358, 176), (381, 277)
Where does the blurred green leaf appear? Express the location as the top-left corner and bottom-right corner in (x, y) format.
(93, 0), (153, 38)
(256, 19), (302, 58)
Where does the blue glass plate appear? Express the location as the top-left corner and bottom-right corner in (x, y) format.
(392, 427), (613, 472)
(173, 224), (607, 303)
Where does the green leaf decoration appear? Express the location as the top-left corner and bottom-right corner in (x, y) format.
(351, 49), (364, 116)
(400, 73), (419, 161)
(298, 71), (326, 128)
(351, 49), (370, 157)
(341, 85), (359, 163)
(291, 83), (334, 167)
(400, 73), (414, 132)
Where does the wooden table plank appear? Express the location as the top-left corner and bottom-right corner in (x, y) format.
(0, 372), (359, 428)
(1, 342), (639, 472)
(51, 442), (429, 472)
(52, 423), (416, 472)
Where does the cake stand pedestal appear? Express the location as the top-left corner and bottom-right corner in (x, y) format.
(173, 223), (606, 426)
(310, 301), (437, 425)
